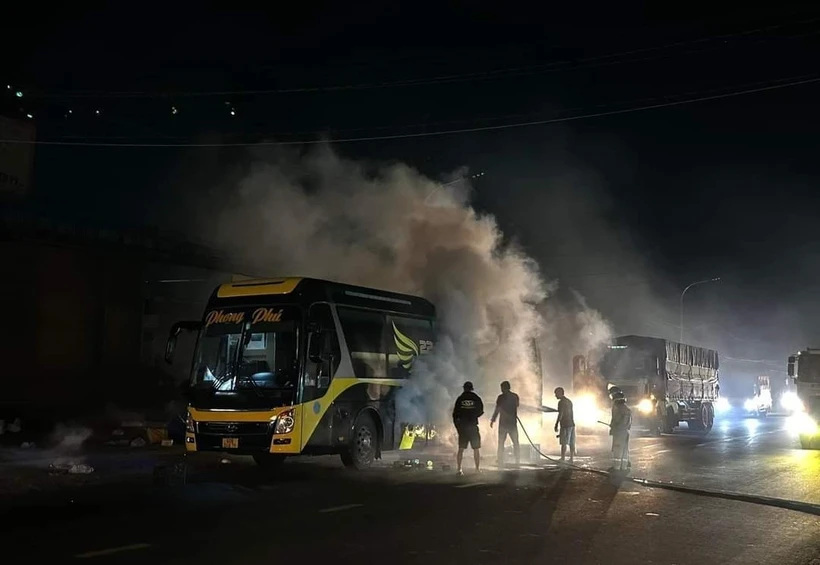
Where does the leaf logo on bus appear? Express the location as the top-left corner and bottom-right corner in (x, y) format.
(393, 322), (419, 370)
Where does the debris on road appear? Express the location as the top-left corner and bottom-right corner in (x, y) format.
(49, 461), (95, 475)
(68, 464), (94, 474)
(129, 437), (147, 448)
(8, 418), (22, 433)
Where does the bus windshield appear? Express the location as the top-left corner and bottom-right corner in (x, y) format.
(191, 306), (301, 394)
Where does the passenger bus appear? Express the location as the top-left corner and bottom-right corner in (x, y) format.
(164, 277), (436, 469)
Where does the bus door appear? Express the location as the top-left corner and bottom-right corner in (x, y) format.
(303, 303), (340, 447)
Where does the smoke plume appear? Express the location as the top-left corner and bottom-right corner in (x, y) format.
(193, 145), (606, 447)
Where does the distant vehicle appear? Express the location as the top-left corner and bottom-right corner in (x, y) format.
(744, 375), (772, 417)
(165, 277), (438, 469)
(573, 335), (720, 435)
(787, 350), (820, 449)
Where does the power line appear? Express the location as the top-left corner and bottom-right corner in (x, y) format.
(2, 74), (817, 148)
(22, 18), (820, 99)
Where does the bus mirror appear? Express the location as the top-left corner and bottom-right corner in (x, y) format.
(165, 335), (178, 364)
(308, 332), (325, 363)
(165, 321), (201, 364)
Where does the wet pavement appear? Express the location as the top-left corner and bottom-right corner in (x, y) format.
(0, 413), (817, 564)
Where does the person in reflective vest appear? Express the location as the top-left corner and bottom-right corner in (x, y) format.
(609, 389), (632, 472)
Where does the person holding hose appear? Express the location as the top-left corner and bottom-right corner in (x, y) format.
(554, 387), (576, 464)
(453, 381), (484, 476)
(609, 388), (632, 472)
(490, 380), (520, 468)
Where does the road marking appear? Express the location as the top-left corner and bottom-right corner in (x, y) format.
(318, 503), (363, 513)
(75, 543), (151, 558)
(455, 481), (489, 489)
(695, 429), (782, 448)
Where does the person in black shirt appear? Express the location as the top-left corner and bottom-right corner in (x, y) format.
(554, 387), (576, 463)
(490, 380), (520, 468)
(453, 381), (484, 475)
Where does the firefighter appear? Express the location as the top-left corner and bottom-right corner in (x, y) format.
(609, 389), (632, 472)
(490, 380), (520, 468)
(453, 381), (484, 476)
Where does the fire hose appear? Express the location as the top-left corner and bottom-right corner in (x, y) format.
(514, 406), (820, 517)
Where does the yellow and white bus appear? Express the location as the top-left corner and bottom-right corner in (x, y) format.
(165, 277), (436, 469)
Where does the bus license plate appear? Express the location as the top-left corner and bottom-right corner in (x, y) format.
(222, 437), (239, 449)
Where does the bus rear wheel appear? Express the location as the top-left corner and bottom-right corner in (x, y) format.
(341, 413), (377, 470)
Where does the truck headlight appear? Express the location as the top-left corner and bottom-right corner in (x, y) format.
(637, 398), (654, 415)
(715, 397), (730, 413)
(274, 410), (295, 435)
(789, 412), (818, 435)
(780, 392), (803, 413)
(186, 412), (196, 433)
(744, 398), (756, 412)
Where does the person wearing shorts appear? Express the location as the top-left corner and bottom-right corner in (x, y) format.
(554, 387), (576, 463)
(453, 381), (484, 475)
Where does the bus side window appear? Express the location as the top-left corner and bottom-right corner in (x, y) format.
(337, 307), (387, 379)
(304, 304), (341, 401)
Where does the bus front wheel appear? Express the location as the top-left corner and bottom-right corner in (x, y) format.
(341, 413), (377, 470)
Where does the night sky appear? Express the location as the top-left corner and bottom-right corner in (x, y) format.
(4, 5), (820, 393)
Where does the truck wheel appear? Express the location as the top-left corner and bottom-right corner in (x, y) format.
(341, 413), (377, 469)
(651, 407), (664, 436)
(703, 404), (714, 432)
(662, 407), (675, 434)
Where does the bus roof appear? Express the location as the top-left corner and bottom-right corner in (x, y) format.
(212, 277), (436, 318)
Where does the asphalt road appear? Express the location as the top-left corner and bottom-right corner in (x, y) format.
(1, 413), (818, 564)
(572, 411), (820, 504)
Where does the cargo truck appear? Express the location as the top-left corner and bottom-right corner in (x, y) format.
(573, 335), (720, 435)
(787, 349), (820, 449)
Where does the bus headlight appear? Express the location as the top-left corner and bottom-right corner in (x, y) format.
(186, 412), (196, 433)
(274, 410), (295, 435)
(637, 398), (654, 415)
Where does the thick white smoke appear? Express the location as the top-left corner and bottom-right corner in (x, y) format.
(194, 145), (605, 449)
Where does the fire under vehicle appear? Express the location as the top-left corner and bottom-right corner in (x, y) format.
(573, 335), (720, 435)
